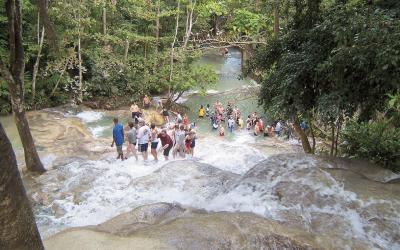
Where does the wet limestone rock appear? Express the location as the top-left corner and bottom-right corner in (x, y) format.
(45, 203), (319, 250)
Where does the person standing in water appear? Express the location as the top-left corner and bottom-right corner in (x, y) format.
(137, 121), (150, 161)
(219, 124), (225, 136)
(150, 123), (159, 161)
(143, 95), (151, 109)
(238, 115), (243, 129)
(175, 112), (183, 124)
(111, 118), (124, 160)
(246, 115), (251, 130)
(130, 103), (141, 125)
(206, 104), (210, 117)
(173, 124), (186, 159)
(228, 116), (235, 133)
(158, 129), (173, 160)
(190, 130), (196, 157)
(183, 114), (190, 127)
(162, 108), (170, 123)
(125, 121), (138, 160)
(198, 105), (205, 118)
(275, 120), (282, 136)
(185, 131), (193, 155)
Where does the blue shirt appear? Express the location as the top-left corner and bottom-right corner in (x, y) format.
(113, 123), (124, 146)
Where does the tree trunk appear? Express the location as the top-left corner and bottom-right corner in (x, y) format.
(185, 5), (189, 40)
(155, 0), (160, 52)
(273, 0), (280, 37)
(32, 25), (45, 104)
(0, 122), (44, 250)
(183, 0), (196, 47)
(168, 0), (180, 99)
(76, 4), (84, 104)
(77, 34), (83, 104)
(334, 119), (342, 157)
(293, 119), (312, 154)
(14, 110), (46, 174)
(1, 0), (46, 174)
(330, 124), (335, 156)
(102, 7), (107, 36)
(37, 11), (40, 45)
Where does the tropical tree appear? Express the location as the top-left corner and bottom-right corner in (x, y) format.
(0, 0), (46, 173)
(0, 122), (44, 249)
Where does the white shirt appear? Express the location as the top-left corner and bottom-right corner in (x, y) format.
(228, 118), (235, 127)
(137, 125), (150, 144)
(276, 122), (282, 131)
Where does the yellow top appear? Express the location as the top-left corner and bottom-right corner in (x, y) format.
(198, 108), (205, 117)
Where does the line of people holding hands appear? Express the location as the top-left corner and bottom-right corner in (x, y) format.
(111, 108), (197, 162)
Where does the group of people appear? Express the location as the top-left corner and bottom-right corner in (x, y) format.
(197, 100), (288, 138)
(111, 101), (197, 162)
(111, 96), (298, 161)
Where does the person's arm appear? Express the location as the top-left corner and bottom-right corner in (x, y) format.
(111, 132), (115, 147)
(162, 142), (170, 150)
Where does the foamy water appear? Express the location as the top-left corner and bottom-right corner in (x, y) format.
(33, 119), (400, 250)
(75, 111), (104, 123)
(34, 132), (267, 237)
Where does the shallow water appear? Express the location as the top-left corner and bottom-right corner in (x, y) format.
(1, 48), (399, 249)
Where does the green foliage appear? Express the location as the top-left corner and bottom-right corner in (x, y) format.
(0, 80), (11, 115)
(229, 9), (266, 36)
(386, 93), (400, 127)
(253, 1), (400, 122)
(251, 0), (400, 162)
(0, 0), (272, 113)
(197, 1), (227, 17)
(341, 120), (400, 172)
(190, 65), (218, 95)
